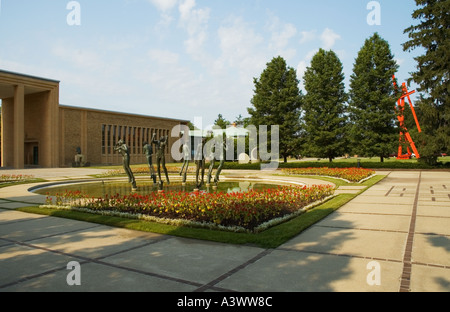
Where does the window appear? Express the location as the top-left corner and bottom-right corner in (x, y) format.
(102, 124), (106, 154)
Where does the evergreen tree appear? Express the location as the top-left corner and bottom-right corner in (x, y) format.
(403, 0), (450, 165)
(348, 33), (399, 162)
(302, 49), (348, 162)
(248, 56), (302, 163)
(214, 114), (230, 129)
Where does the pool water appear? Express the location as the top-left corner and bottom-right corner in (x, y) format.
(35, 180), (279, 197)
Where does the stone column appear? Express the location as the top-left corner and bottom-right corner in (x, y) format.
(13, 84), (25, 169)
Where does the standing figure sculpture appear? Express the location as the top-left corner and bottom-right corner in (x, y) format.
(195, 138), (206, 189)
(214, 137), (227, 184)
(114, 139), (137, 190)
(179, 138), (191, 184)
(143, 141), (157, 184)
(207, 135), (227, 186)
(206, 141), (216, 186)
(152, 133), (170, 186)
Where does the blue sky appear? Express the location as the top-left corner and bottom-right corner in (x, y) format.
(0, 0), (423, 128)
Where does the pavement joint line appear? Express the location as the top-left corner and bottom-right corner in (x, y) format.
(0, 262), (89, 290)
(0, 236), (205, 290)
(0, 217), (48, 226)
(412, 262), (450, 269)
(385, 186), (395, 197)
(399, 171), (421, 293)
(20, 224), (104, 244)
(415, 231), (450, 238)
(336, 211), (412, 217)
(315, 224), (409, 234)
(194, 249), (274, 292)
(0, 237), (15, 247)
(276, 247), (403, 264)
(94, 235), (173, 261)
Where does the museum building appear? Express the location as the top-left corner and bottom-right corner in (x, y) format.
(0, 70), (190, 169)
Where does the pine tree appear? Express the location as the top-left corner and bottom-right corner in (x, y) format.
(403, 0), (450, 165)
(348, 33), (399, 162)
(214, 114), (230, 129)
(248, 56), (302, 162)
(302, 49), (348, 162)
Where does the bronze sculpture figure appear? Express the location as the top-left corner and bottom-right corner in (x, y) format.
(114, 139), (137, 190)
(143, 141), (157, 184)
(152, 133), (170, 186)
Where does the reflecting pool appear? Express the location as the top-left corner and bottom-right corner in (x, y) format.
(34, 180), (281, 197)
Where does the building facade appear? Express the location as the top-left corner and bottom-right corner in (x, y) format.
(0, 70), (189, 169)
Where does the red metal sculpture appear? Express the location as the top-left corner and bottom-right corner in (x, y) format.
(392, 75), (421, 159)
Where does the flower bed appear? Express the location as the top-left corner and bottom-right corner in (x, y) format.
(280, 167), (375, 183)
(0, 174), (35, 183)
(45, 184), (335, 232)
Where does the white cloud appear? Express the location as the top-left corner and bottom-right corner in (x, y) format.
(266, 14), (297, 51)
(297, 60), (308, 84)
(148, 49), (179, 65)
(215, 17), (266, 81)
(299, 30), (317, 44)
(395, 58), (405, 66)
(148, 0), (179, 12)
(52, 45), (102, 70)
(178, 0), (210, 57)
(320, 28), (341, 50)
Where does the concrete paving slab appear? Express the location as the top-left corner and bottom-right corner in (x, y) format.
(417, 205), (450, 218)
(410, 265), (450, 292)
(338, 203), (412, 215)
(336, 186), (367, 190)
(415, 216), (450, 236)
(1, 262), (198, 292)
(216, 249), (403, 292)
(418, 199), (450, 206)
(315, 212), (411, 232)
(281, 226), (408, 261)
(0, 209), (46, 225)
(102, 237), (265, 285)
(0, 243), (74, 288)
(0, 201), (38, 210)
(350, 195), (415, 205)
(334, 189), (361, 195)
(0, 216), (102, 242)
(412, 234), (450, 267)
(0, 168), (109, 180)
(30, 226), (164, 259)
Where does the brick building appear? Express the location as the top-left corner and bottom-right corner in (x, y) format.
(0, 70), (189, 169)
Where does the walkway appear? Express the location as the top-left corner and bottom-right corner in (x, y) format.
(0, 169), (449, 292)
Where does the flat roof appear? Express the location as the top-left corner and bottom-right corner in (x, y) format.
(0, 69), (60, 84)
(59, 104), (191, 124)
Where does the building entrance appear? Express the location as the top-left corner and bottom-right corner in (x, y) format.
(25, 142), (39, 166)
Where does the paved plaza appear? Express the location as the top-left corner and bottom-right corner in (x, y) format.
(0, 168), (449, 292)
